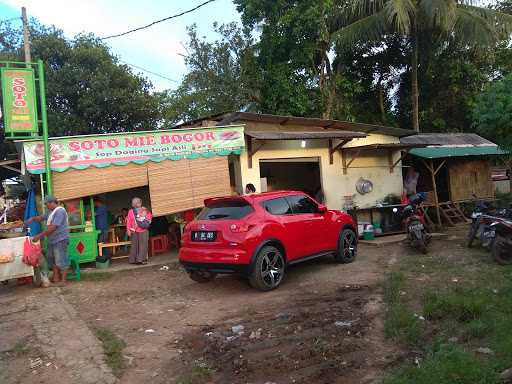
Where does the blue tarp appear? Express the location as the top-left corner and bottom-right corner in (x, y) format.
(23, 188), (41, 236)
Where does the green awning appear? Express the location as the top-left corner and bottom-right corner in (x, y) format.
(409, 146), (508, 159)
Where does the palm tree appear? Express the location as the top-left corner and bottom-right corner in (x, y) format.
(335, 0), (512, 132)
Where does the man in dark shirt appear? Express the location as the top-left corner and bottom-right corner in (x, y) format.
(95, 198), (109, 243)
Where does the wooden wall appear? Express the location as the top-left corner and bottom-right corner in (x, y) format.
(449, 159), (494, 201)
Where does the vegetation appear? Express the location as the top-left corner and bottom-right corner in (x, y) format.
(382, 229), (512, 384)
(0, 22), (162, 137)
(94, 327), (126, 377)
(1, 2), (511, 140)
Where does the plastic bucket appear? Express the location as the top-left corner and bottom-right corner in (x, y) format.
(95, 260), (111, 269)
(363, 225), (375, 240)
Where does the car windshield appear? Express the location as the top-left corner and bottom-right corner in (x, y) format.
(198, 200), (254, 220)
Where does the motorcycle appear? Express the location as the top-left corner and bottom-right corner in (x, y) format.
(467, 199), (494, 248)
(467, 196), (512, 249)
(490, 218), (512, 265)
(393, 192), (431, 254)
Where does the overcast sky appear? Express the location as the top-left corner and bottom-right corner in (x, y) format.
(0, 0), (241, 91)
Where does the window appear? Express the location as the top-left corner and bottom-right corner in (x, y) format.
(287, 195), (318, 214)
(263, 198), (292, 215)
(198, 200), (254, 220)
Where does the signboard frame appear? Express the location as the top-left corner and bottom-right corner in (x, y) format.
(1, 67), (39, 134)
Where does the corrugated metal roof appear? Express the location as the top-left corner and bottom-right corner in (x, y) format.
(409, 146), (507, 159)
(342, 143), (427, 152)
(245, 130), (366, 140)
(175, 112), (414, 137)
(401, 133), (495, 146)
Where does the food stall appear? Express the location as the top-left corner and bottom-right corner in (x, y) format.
(19, 125), (245, 265)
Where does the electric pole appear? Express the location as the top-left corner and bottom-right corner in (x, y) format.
(21, 7), (31, 63)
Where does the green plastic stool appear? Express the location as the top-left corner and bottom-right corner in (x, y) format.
(66, 254), (81, 281)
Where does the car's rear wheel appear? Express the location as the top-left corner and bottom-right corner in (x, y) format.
(249, 246), (285, 291)
(335, 229), (357, 263)
(188, 270), (217, 283)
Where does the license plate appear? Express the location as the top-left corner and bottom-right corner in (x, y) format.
(483, 230), (495, 238)
(409, 223), (424, 231)
(192, 231), (217, 242)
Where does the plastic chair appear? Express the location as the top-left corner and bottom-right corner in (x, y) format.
(149, 235), (168, 257)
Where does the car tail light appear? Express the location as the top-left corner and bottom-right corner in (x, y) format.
(230, 224), (252, 233)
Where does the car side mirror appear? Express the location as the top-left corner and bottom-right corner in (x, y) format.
(318, 204), (327, 213)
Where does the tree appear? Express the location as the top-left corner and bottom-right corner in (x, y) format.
(0, 22), (161, 136)
(336, 0), (512, 132)
(161, 22), (258, 126)
(472, 74), (512, 150)
(234, 0), (367, 120)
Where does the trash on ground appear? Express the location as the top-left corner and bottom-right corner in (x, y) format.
(29, 357), (43, 369)
(231, 325), (245, 334)
(476, 347), (494, 355)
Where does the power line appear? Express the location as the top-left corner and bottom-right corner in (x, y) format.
(119, 59), (179, 84)
(100, 0), (216, 40)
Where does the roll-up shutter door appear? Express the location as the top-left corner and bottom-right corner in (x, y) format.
(52, 163), (148, 201)
(148, 157), (231, 216)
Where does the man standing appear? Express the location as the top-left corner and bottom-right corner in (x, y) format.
(94, 198), (109, 244)
(26, 195), (70, 285)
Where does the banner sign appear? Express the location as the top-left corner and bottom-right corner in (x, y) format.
(22, 125), (245, 173)
(1, 68), (38, 133)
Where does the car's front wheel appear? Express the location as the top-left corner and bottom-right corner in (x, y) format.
(335, 228), (357, 263)
(188, 270), (217, 283)
(249, 246), (285, 291)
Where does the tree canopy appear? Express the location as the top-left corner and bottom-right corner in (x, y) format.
(0, 22), (161, 136)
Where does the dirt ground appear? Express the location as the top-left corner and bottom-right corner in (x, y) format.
(1, 233), (471, 384)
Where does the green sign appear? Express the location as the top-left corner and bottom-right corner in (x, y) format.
(22, 125), (245, 173)
(1, 68), (38, 134)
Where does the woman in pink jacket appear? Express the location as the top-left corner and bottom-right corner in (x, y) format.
(126, 197), (153, 264)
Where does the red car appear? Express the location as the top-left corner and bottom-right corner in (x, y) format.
(179, 191), (358, 291)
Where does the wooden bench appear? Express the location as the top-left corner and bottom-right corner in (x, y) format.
(98, 241), (131, 259)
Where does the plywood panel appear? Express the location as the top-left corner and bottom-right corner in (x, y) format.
(53, 163), (148, 201)
(449, 160), (494, 201)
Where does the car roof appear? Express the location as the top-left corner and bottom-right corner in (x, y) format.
(245, 190), (306, 201)
(204, 190), (308, 206)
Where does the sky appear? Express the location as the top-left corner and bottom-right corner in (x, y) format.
(0, 0), (241, 91)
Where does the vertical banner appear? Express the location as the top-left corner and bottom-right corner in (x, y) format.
(1, 68), (38, 134)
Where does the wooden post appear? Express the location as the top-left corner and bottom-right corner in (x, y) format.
(428, 159), (442, 228)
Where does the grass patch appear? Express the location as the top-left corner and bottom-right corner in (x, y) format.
(384, 344), (496, 384)
(383, 233), (512, 383)
(176, 361), (215, 384)
(383, 272), (424, 346)
(81, 272), (113, 281)
(12, 339), (31, 356)
(94, 327), (126, 377)
(423, 289), (486, 322)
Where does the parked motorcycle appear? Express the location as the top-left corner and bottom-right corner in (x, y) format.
(467, 199), (494, 248)
(393, 192), (431, 254)
(490, 219), (512, 265)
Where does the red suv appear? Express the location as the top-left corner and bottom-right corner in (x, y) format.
(179, 191), (357, 291)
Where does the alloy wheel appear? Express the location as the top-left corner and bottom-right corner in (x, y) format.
(343, 230), (356, 259)
(260, 249), (284, 288)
